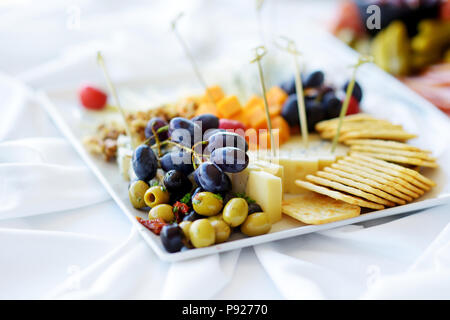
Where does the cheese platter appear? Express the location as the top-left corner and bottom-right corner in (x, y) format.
(39, 24), (450, 262)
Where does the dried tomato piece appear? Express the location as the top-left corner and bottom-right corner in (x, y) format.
(136, 217), (166, 235)
(172, 201), (190, 223)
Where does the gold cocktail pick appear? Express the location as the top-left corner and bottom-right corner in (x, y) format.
(97, 51), (136, 149)
(331, 55), (373, 153)
(171, 12), (215, 106)
(255, 0), (266, 44)
(274, 36), (309, 149)
(250, 45), (275, 158)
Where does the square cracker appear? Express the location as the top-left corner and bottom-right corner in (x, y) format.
(306, 174), (396, 206)
(295, 179), (385, 210)
(282, 192), (361, 225)
(315, 114), (377, 131)
(349, 145), (435, 161)
(339, 158), (424, 196)
(343, 139), (430, 153)
(339, 130), (417, 142)
(350, 154), (436, 187)
(350, 151), (438, 168)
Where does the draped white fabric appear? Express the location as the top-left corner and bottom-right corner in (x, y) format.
(1, 0), (449, 300)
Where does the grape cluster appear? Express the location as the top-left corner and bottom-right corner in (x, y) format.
(280, 70), (363, 132)
(129, 113), (260, 253)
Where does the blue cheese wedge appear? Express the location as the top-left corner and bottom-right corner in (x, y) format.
(116, 135), (133, 181)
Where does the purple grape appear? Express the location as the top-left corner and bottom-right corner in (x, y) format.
(191, 114), (219, 134)
(132, 144), (158, 181)
(206, 131), (248, 154)
(144, 117), (169, 143)
(210, 147), (249, 173)
(193, 162), (231, 193)
(169, 117), (201, 147)
(159, 150), (194, 175)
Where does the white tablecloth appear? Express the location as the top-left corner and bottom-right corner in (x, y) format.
(1, 0), (450, 300)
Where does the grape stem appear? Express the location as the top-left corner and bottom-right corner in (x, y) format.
(331, 55), (373, 153)
(151, 126), (162, 157)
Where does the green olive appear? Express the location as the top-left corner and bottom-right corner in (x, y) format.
(144, 185), (169, 207)
(207, 213), (223, 222)
(223, 198), (248, 227)
(128, 180), (150, 209)
(192, 192), (223, 216)
(209, 218), (231, 244)
(179, 221), (192, 241)
(148, 204), (174, 223)
(241, 212), (271, 237)
(189, 219), (215, 248)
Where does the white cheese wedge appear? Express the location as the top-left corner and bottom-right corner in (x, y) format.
(230, 164), (261, 194)
(254, 160), (284, 180)
(279, 157), (319, 194)
(245, 170), (282, 224)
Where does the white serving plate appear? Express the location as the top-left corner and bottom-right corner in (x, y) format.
(38, 27), (450, 262)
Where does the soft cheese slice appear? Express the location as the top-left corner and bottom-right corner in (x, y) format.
(245, 170), (282, 223)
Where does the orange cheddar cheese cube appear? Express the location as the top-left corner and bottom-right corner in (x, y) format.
(248, 107), (268, 130)
(266, 86), (288, 108)
(271, 116), (290, 143)
(195, 102), (218, 117)
(217, 95), (243, 119)
(230, 111), (248, 128)
(244, 95), (264, 111)
(201, 85), (225, 104)
(268, 104), (283, 117)
(258, 130), (281, 150)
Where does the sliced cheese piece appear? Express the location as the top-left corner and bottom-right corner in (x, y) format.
(230, 164), (261, 194)
(254, 160), (284, 180)
(317, 156), (336, 171)
(279, 157), (319, 194)
(245, 170), (282, 223)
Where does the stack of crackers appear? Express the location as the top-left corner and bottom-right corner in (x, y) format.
(294, 154), (436, 212)
(282, 114), (438, 225)
(344, 139), (438, 168)
(315, 114), (417, 142)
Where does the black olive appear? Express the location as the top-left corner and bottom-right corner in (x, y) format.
(160, 224), (184, 253)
